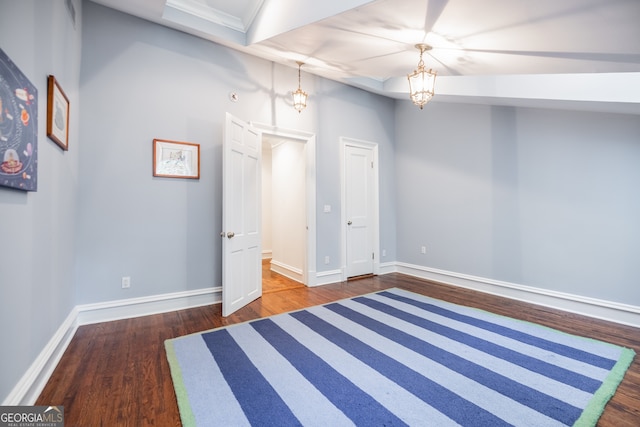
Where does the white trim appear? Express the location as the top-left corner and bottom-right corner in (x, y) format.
(340, 137), (380, 280)
(251, 123), (315, 140)
(251, 122), (317, 288)
(270, 260), (303, 283)
(378, 261), (397, 275)
(314, 269), (343, 286)
(4, 287), (221, 405)
(77, 287), (221, 325)
(2, 308), (79, 406)
(306, 269), (317, 287)
(165, 0), (263, 32)
(397, 262), (640, 328)
(12, 261), (638, 407)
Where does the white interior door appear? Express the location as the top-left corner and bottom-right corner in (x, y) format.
(222, 113), (262, 316)
(345, 144), (375, 278)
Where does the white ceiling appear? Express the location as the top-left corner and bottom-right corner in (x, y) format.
(90, 0), (640, 113)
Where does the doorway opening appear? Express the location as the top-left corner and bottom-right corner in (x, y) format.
(254, 123), (317, 292)
(262, 135), (305, 293)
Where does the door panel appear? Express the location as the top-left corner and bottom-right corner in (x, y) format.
(345, 145), (374, 277)
(223, 113), (262, 316)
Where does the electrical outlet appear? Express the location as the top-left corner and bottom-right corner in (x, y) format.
(121, 276), (131, 289)
(324, 256), (330, 264)
(421, 246), (426, 254)
(382, 249), (386, 257)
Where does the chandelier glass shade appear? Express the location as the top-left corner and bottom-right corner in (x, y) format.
(292, 61), (308, 113)
(407, 43), (436, 109)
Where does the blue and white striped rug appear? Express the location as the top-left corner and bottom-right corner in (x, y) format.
(165, 288), (634, 426)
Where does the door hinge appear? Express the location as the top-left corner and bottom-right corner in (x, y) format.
(372, 252), (375, 260)
(371, 161), (374, 168)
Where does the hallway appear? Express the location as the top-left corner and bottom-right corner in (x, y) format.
(262, 259), (305, 294)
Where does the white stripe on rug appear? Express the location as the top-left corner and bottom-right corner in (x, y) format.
(165, 288), (635, 427)
(335, 297), (595, 407)
(301, 304), (563, 426)
(386, 289), (623, 361)
(271, 311), (460, 426)
(170, 333), (250, 426)
(360, 291), (614, 383)
(227, 321), (356, 426)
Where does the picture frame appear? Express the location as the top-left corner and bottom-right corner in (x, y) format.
(47, 75), (70, 151)
(0, 47), (38, 191)
(153, 139), (200, 179)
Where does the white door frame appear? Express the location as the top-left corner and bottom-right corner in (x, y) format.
(252, 122), (317, 286)
(340, 137), (380, 281)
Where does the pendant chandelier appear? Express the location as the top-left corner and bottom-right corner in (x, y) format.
(407, 43), (437, 109)
(292, 61), (308, 113)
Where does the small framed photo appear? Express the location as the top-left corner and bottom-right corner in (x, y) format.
(47, 75), (70, 151)
(153, 139), (200, 179)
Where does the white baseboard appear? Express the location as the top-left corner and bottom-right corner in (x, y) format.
(396, 262), (640, 328)
(77, 287), (221, 325)
(270, 260), (303, 284)
(11, 264), (638, 407)
(378, 261), (396, 275)
(3, 308), (79, 406)
(314, 269), (343, 286)
(326, 261), (397, 283)
(305, 269), (317, 287)
(5, 287), (221, 405)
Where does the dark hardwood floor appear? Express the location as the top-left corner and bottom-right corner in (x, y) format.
(262, 259), (305, 294)
(36, 273), (640, 426)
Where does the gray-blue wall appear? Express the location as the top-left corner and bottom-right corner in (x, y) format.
(3, 0), (639, 405)
(0, 0), (397, 403)
(395, 101), (640, 305)
(0, 0), (82, 402)
(75, 1), (397, 304)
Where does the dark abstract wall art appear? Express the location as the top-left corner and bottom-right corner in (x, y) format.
(0, 48), (37, 191)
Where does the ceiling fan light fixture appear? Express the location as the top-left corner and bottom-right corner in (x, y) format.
(292, 61), (308, 113)
(407, 43), (436, 109)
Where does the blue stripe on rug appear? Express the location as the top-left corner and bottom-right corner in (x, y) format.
(289, 310), (512, 427)
(164, 288), (635, 427)
(225, 322), (358, 426)
(324, 301), (583, 425)
(269, 310), (464, 426)
(366, 291), (616, 381)
(378, 291), (616, 369)
(250, 317), (407, 426)
(201, 328), (301, 426)
(305, 303), (573, 425)
(352, 295), (602, 394)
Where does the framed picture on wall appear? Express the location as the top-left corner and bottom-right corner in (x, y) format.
(47, 75), (70, 151)
(0, 48), (38, 191)
(153, 139), (200, 179)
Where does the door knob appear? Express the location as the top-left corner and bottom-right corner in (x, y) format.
(347, 220), (352, 225)
(226, 231), (235, 239)
(220, 232), (225, 238)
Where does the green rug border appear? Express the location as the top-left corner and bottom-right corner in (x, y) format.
(163, 288), (636, 426)
(574, 346), (635, 426)
(165, 340), (197, 427)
